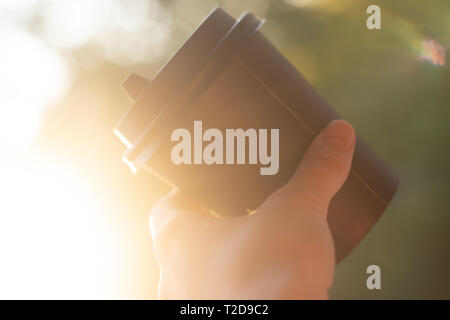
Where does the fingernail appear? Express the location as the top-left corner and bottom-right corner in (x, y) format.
(323, 120), (355, 152)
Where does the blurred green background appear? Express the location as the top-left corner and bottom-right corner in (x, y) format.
(0, 0), (448, 299)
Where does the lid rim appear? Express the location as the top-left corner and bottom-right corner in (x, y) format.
(120, 9), (264, 172)
(115, 7), (236, 149)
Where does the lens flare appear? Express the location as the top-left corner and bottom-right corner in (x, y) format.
(421, 39), (446, 66)
(381, 9), (448, 68)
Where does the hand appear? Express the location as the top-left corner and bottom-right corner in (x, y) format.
(150, 120), (355, 299)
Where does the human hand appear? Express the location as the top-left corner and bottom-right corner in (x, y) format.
(150, 120), (355, 299)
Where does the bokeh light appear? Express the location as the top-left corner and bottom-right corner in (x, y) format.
(38, 0), (173, 65)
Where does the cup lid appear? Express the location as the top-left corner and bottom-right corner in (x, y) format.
(115, 7), (263, 172)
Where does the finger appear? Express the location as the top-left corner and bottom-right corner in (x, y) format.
(285, 120), (356, 213)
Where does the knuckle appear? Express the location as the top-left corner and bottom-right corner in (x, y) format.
(264, 186), (327, 216)
(266, 171), (340, 217)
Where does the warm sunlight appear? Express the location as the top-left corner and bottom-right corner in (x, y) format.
(0, 157), (125, 299)
(0, 0), (163, 299)
(0, 28), (71, 151)
(0, 0), (448, 302)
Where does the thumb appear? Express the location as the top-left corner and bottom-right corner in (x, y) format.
(286, 120), (356, 212)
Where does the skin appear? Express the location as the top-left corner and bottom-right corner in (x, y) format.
(150, 120), (356, 299)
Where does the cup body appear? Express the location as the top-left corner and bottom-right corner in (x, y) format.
(116, 8), (398, 262)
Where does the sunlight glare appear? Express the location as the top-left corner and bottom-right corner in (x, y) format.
(0, 158), (124, 299)
(0, 28), (71, 151)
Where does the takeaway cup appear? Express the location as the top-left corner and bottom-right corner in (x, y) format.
(114, 8), (399, 262)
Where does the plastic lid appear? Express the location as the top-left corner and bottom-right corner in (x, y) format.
(115, 8), (263, 172)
